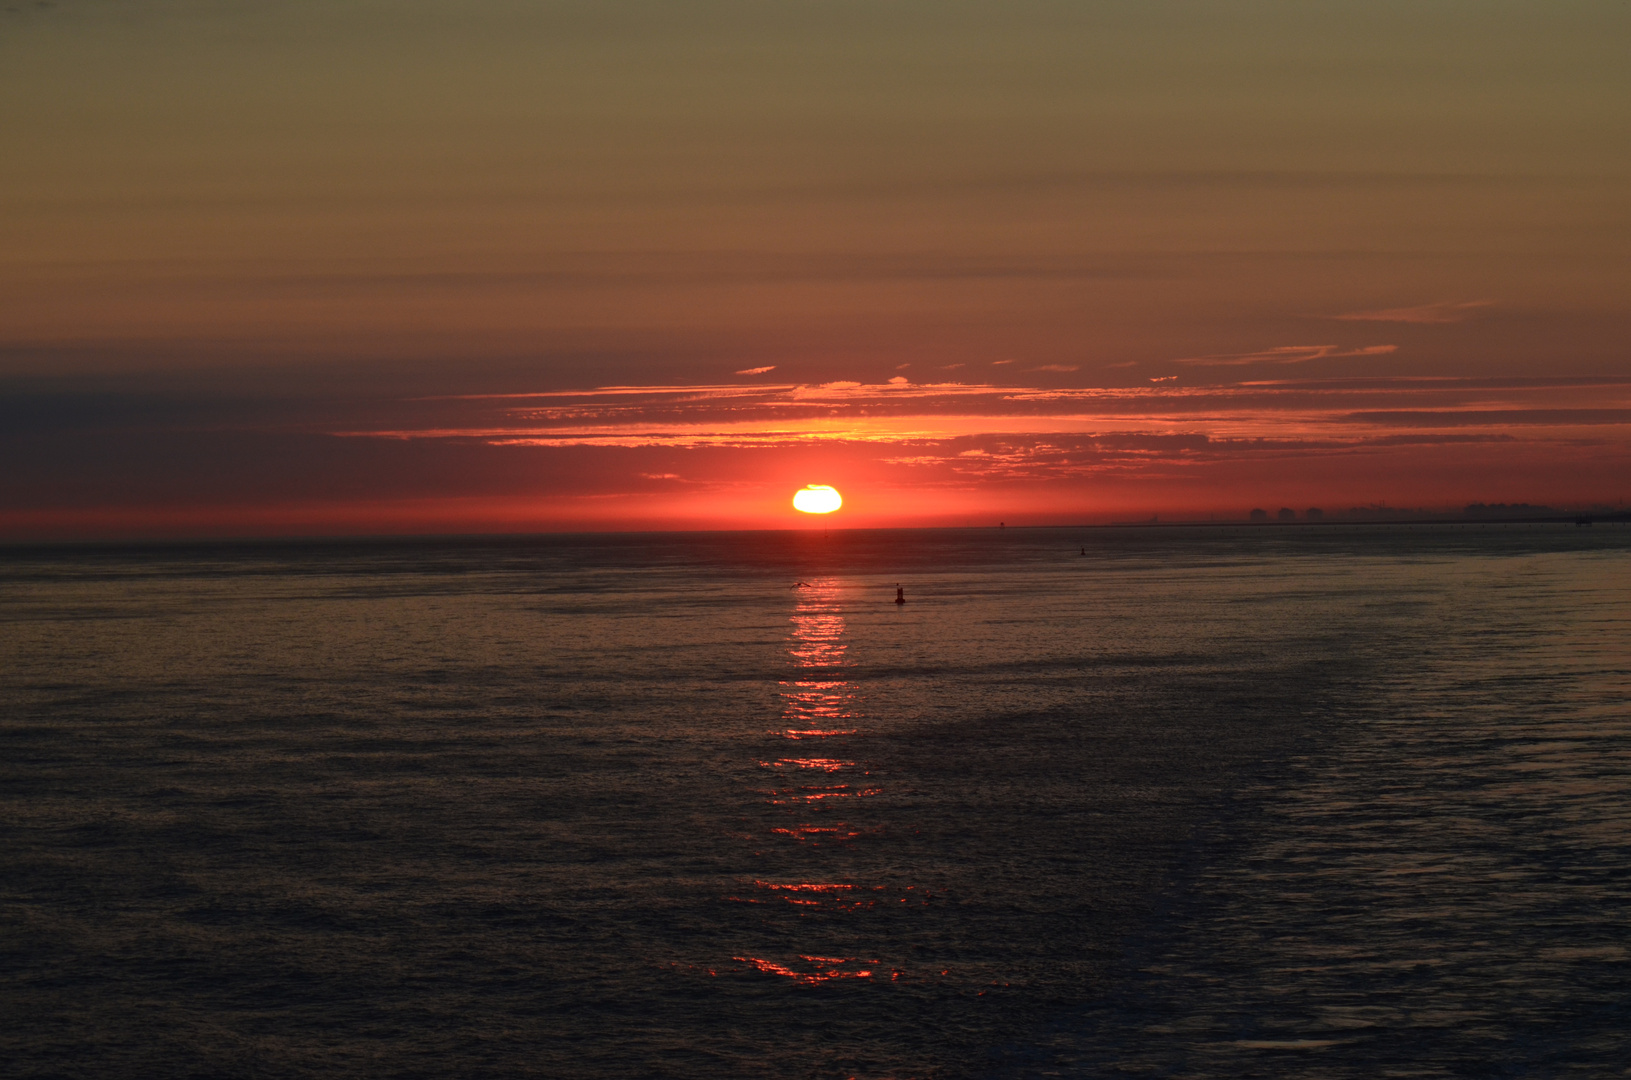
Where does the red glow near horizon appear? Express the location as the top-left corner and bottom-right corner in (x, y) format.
(3, 375), (1631, 538)
(7, 375), (1629, 539)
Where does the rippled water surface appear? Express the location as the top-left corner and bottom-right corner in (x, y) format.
(2, 525), (1627, 1077)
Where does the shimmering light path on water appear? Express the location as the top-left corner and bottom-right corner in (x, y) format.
(1, 525), (1627, 1077)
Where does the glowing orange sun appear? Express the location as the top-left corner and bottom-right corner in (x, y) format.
(792, 484), (843, 514)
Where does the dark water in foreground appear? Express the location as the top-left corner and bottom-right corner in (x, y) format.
(2, 525), (1627, 1078)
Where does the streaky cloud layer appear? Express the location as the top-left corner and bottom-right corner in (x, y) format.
(4, 373), (1628, 537)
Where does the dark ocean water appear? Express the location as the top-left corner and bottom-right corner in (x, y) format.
(2, 525), (1627, 1078)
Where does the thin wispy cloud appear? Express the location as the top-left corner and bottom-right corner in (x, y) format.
(1333, 301), (1494, 324)
(1174, 344), (1397, 367)
(337, 376), (1631, 458)
(735, 365), (777, 375)
(1027, 364), (1079, 373)
(422, 384), (795, 401)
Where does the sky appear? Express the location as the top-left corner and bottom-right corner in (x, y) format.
(3, 0), (1629, 536)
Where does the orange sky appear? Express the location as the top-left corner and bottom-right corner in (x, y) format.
(3, 2), (1629, 536)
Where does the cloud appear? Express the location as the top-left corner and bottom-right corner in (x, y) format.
(424, 384), (790, 401)
(1027, 364), (1079, 373)
(325, 374), (1631, 455)
(1333, 301), (1494, 324)
(1343, 409), (1631, 428)
(1174, 344), (1397, 367)
(10, 366), (1631, 543)
(735, 365), (776, 375)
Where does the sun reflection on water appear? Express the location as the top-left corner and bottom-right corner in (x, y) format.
(777, 583), (858, 740)
(772, 581), (872, 822)
(732, 954), (876, 984)
(725, 580), (943, 985)
(760, 758), (855, 771)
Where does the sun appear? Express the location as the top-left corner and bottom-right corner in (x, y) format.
(792, 484), (843, 514)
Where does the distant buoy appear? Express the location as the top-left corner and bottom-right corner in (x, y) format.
(895, 584), (905, 605)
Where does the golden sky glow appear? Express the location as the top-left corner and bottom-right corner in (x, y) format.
(2, 2), (1629, 535)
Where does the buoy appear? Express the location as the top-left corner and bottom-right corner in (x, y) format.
(895, 585), (905, 605)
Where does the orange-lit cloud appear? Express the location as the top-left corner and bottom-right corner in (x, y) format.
(1334, 301), (1496, 324)
(334, 376), (1631, 455)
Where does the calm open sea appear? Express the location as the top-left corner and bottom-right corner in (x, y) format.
(2, 525), (1628, 1078)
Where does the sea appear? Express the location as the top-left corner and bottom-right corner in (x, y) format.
(2, 524), (1627, 1078)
